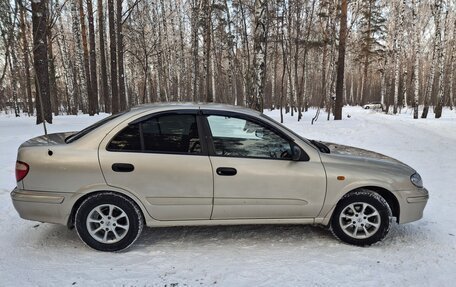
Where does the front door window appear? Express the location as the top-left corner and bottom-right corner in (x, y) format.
(206, 115), (292, 159)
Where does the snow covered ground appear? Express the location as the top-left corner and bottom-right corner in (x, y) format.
(1, 106), (455, 286)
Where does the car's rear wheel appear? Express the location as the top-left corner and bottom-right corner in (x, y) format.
(75, 192), (144, 252)
(331, 190), (392, 246)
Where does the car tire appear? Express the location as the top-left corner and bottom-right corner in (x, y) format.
(75, 192), (144, 252)
(330, 190), (392, 246)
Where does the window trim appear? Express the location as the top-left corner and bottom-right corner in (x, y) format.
(106, 110), (209, 156)
(200, 110), (309, 161)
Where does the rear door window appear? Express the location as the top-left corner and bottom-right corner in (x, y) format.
(108, 114), (201, 154)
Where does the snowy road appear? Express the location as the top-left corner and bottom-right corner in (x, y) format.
(1, 107), (455, 286)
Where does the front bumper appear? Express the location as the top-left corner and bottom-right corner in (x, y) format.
(11, 188), (72, 225)
(396, 187), (429, 224)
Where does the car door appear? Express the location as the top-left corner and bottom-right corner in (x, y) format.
(203, 111), (326, 220)
(98, 110), (214, 221)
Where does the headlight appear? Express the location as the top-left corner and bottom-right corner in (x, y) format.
(410, 173), (423, 188)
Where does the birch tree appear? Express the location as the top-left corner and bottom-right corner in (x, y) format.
(434, 6), (449, 118)
(71, 0), (88, 113)
(412, 0), (420, 119)
(98, 0), (110, 112)
(392, 0), (404, 114)
(249, 0), (268, 112)
(422, 0), (442, 118)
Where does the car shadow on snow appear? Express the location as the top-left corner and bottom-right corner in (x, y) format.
(133, 224), (336, 249)
(21, 221), (433, 251)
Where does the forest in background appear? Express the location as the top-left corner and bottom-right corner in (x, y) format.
(0, 0), (455, 125)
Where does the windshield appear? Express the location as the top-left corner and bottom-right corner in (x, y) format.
(260, 113), (309, 142)
(65, 112), (125, 143)
(260, 113), (330, 153)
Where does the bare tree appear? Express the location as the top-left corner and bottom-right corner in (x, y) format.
(434, 7), (449, 118)
(249, 0), (268, 112)
(412, 0), (420, 119)
(87, 0), (99, 115)
(335, 0), (348, 120)
(19, 0), (33, 115)
(108, 0), (119, 113)
(98, 0), (110, 112)
(32, 0), (52, 124)
(117, 0), (127, 110)
(422, 0), (442, 118)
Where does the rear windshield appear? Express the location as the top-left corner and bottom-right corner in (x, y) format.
(65, 113), (125, 143)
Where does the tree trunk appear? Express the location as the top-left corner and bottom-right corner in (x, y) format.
(223, 0), (237, 105)
(361, 2), (372, 106)
(87, 0), (99, 114)
(32, 0), (52, 124)
(117, 0), (127, 110)
(203, 0), (212, 102)
(422, 0), (442, 118)
(412, 0), (420, 119)
(449, 13), (456, 110)
(108, 0), (119, 113)
(98, 0), (110, 112)
(78, 0), (92, 114)
(7, 38), (20, 116)
(191, 0), (200, 102)
(393, 0), (403, 115)
(334, 0), (347, 120)
(71, 0), (87, 114)
(298, 0), (316, 116)
(435, 7), (448, 118)
(47, 25), (59, 116)
(19, 1), (34, 115)
(249, 0), (268, 112)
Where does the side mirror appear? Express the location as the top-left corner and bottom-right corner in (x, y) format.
(292, 145), (302, 161)
(255, 129), (264, 138)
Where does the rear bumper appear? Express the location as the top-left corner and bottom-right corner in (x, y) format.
(11, 188), (72, 225)
(396, 187), (429, 224)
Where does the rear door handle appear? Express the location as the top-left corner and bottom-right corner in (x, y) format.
(112, 163), (135, 172)
(216, 167), (237, 176)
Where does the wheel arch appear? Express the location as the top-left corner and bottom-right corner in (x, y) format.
(360, 186), (400, 222)
(320, 186), (401, 226)
(67, 190), (147, 228)
(336, 186), (400, 223)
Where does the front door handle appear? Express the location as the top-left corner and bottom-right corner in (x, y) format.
(112, 163), (135, 172)
(216, 167), (237, 176)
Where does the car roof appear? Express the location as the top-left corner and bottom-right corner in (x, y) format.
(129, 102), (262, 117)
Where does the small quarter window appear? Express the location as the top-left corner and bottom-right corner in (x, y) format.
(107, 123), (141, 151)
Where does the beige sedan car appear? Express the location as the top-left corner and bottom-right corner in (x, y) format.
(11, 104), (428, 251)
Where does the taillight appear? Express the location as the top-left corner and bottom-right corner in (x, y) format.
(16, 161), (29, 182)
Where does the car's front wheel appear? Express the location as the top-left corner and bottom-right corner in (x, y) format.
(331, 190), (392, 246)
(75, 192), (144, 252)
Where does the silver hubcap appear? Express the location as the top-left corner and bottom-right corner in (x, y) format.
(86, 204), (130, 244)
(339, 202), (381, 239)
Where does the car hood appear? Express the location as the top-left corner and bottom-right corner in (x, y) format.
(318, 141), (415, 173)
(322, 142), (402, 164)
(20, 132), (76, 147)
